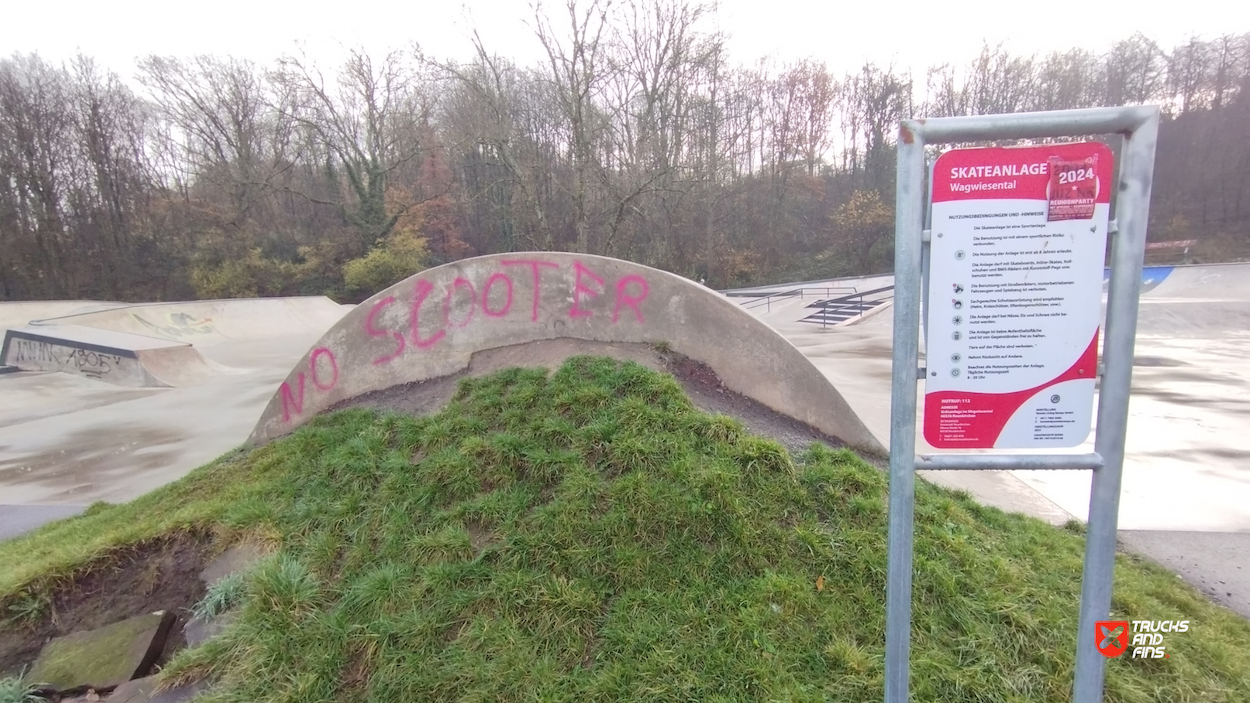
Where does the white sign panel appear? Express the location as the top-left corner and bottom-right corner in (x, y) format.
(925, 142), (1112, 449)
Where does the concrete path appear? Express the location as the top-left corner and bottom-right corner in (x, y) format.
(0, 504), (87, 541)
(1119, 531), (1250, 612)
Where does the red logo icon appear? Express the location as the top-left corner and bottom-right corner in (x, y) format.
(1095, 620), (1129, 657)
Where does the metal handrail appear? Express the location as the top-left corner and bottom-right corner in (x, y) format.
(802, 284), (896, 329)
(738, 286), (858, 312)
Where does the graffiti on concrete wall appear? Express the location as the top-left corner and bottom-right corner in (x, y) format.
(7, 338), (123, 379)
(278, 258), (651, 423)
(133, 312), (214, 337)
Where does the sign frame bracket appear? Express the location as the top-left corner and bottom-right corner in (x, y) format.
(885, 106), (1160, 703)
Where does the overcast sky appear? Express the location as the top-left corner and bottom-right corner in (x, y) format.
(4, 0), (1248, 83)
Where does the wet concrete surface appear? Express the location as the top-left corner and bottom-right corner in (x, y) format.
(1, 302), (340, 516)
(0, 350), (306, 506)
(0, 424), (189, 504)
(754, 285), (1250, 530)
(1012, 333), (1250, 533)
(1119, 531), (1250, 619)
(0, 504), (87, 541)
(0, 373), (159, 428)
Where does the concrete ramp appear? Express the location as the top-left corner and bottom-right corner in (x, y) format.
(0, 301), (124, 332)
(727, 273), (896, 329)
(1114, 262), (1250, 338)
(249, 253), (883, 454)
(25, 297), (348, 347)
(1140, 262), (1250, 300)
(0, 325), (221, 387)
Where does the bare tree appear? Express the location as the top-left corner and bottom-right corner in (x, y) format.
(438, 35), (556, 250)
(533, 0), (615, 253)
(276, 47), (431, 252)
(0, 54), (76, 296)
(3, 23), (1248, 301)
(138, 55), (294, 228)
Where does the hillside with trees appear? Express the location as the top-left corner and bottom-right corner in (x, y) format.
(1, 1), (1247, 301)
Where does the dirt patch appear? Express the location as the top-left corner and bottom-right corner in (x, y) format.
(327, 339), (665, 417)
(0, 533), (210, 678)
(663, 354), (848, 456)
(328, 374), (462, 418)
(465, 521), (497, 555)
(328, 339), (847, 459)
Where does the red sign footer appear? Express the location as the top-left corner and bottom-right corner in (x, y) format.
(924, 333), (1098, 448)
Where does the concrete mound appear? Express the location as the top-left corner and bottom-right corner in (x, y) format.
(249, 253), (883, 454)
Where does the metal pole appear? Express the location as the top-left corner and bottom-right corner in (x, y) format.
(911, 105), (1157, 143)
(885, 121), (926, 703)
(921, 159), (935, 350)
(1072, 109), (1159, 702)
(917, 453), (1104, 472)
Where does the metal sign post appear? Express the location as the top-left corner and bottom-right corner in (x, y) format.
(885, 106), (1160, 703)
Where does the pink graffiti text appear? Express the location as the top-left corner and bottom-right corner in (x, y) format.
(279, 260), (651, 424)
(279, 346), (340, 422)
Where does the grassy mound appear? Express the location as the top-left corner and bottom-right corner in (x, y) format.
(3, 357), (1249, 702)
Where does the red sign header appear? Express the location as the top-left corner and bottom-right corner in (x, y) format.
(933, 142), (1114, 204)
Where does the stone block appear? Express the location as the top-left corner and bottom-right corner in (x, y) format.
(183, 609), (239, 648)
(108, 675), (208, 703)
(199, 543), (263, 587)
(26, 611), (174, 692)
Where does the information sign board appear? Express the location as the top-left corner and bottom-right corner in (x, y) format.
(924, 142), (1113, 448)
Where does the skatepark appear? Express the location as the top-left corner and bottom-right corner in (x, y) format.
(2, 256), (1248, 617)
(0, 298), (351, 510)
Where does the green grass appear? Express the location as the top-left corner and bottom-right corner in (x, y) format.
(191, 571), (247, 622)
(2, 356), (1248, 702)
(0, 672), (44, 703)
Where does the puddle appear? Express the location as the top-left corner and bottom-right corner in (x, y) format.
(1133, 355), (1187, 367)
